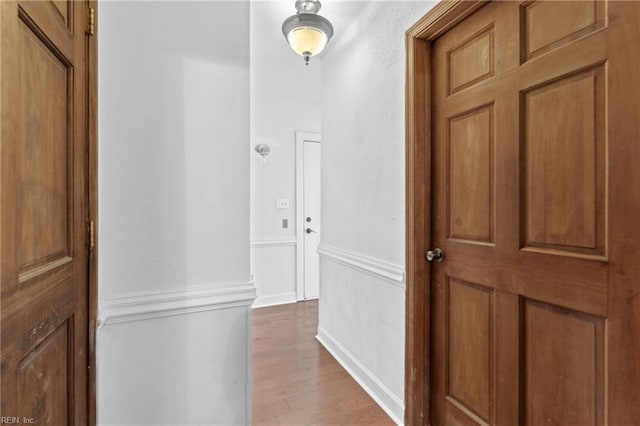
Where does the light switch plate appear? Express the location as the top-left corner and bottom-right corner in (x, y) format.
(276, 198), (290, 209)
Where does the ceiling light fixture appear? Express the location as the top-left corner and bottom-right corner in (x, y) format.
(282, 0), (334, 66)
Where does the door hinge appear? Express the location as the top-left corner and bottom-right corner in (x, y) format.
(87, 7), (95, 36)
(88, 220), (95, 252)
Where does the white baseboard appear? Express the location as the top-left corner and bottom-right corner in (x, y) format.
(252, 292), (297, 308)
(99, 282), (256, 325)
(316, 326), (404, 425)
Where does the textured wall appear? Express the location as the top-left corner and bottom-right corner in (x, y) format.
(98, 307), (250, 425)
(98, 2), (252, 424)
(99, 2), (250, 297)
(319, 1), (435, 422)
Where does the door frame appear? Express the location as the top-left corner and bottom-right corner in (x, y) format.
(295, 131), (321, 301)
(404, 2), (494, 424)
(87, 0), (99, 424)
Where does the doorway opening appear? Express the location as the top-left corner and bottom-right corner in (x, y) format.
(296, 131), (322, 301)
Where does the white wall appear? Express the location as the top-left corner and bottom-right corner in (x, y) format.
(98, 2), (253, 424)
(250, 1), (322, 307)
(318, 1), (435, 423)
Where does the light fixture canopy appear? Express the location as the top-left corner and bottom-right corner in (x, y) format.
(282, 0), (334, 65)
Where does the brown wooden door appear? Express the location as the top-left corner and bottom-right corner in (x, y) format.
(1, 0), (92, 423)
(429, 1), (640, 425)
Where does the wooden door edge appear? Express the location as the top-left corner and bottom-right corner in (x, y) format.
(404, 2), (486, 425)
(87, 0), (98, 424)
(404, 33), (430, 426)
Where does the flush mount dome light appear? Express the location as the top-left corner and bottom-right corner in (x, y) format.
(282, 0), (334, 65)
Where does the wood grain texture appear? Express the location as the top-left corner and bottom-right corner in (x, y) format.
(406, 5), (490, 424)
(407, 1), (640, 425)
(51, 1), (68, 22)
(448, 25), (494, 94)
(18, 322), (70, 424)
(87, 1), (99, 424)
(17, 15), (70, 273)
(252, 301), (393, 426)
(605, 2), (640, 423)
(522, 0), (605, 61)
(448, 106), (493, 243)
(447, 280), (493, 422)
(404, 33), (430, 426)
(430, 6), (516, 423)
(524, 301), (604, 426)
(431, 1), (611, 423)
(1, 0), (92, 424)
(523, 67), (605, 256)
(406, 0), (486, 40)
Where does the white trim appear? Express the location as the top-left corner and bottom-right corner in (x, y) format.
(295, 131), (322, 301)
(317, 327), (404, 425)
(252, 292), (297, 308)
(250, 238), (297, 248)
(245, 307), (253, 425)
(317, 244), (405, 287)
(99, 282), (256, 325)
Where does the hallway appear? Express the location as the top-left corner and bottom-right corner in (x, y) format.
(252, 301), (394, 425)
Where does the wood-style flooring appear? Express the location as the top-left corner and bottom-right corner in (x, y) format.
(252, 300), (394, 426)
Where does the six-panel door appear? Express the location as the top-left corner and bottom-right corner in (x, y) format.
(430, 1), (638, 425)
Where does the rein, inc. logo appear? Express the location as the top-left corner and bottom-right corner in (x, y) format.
(0, 417), (35, 424)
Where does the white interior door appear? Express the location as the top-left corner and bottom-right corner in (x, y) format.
(302, 139), (321, 299)
(295, 132), (322, 301)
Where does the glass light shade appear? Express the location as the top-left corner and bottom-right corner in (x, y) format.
(286, 27), (328, 56)
(282, 12), (334, 64)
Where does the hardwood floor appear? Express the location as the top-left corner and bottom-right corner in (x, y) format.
(252, 300), (394, 425)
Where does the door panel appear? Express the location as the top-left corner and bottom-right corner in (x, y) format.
(522, 66), (606, 256)
(448, 25), (494, 95)
(430, 1), (637, 425)
(18, 15), (73, 273)
(1, 0), (90, 423)
(523, 300), (604, 426)
(446, 279), (493, 423)
(19, 321), (71, 424)
(448, 105), (494, 243)
(521, 0), (606, 61)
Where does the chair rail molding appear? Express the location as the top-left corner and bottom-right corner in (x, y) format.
(99, 282), (256, 325)
(317, 244), (405, 287)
